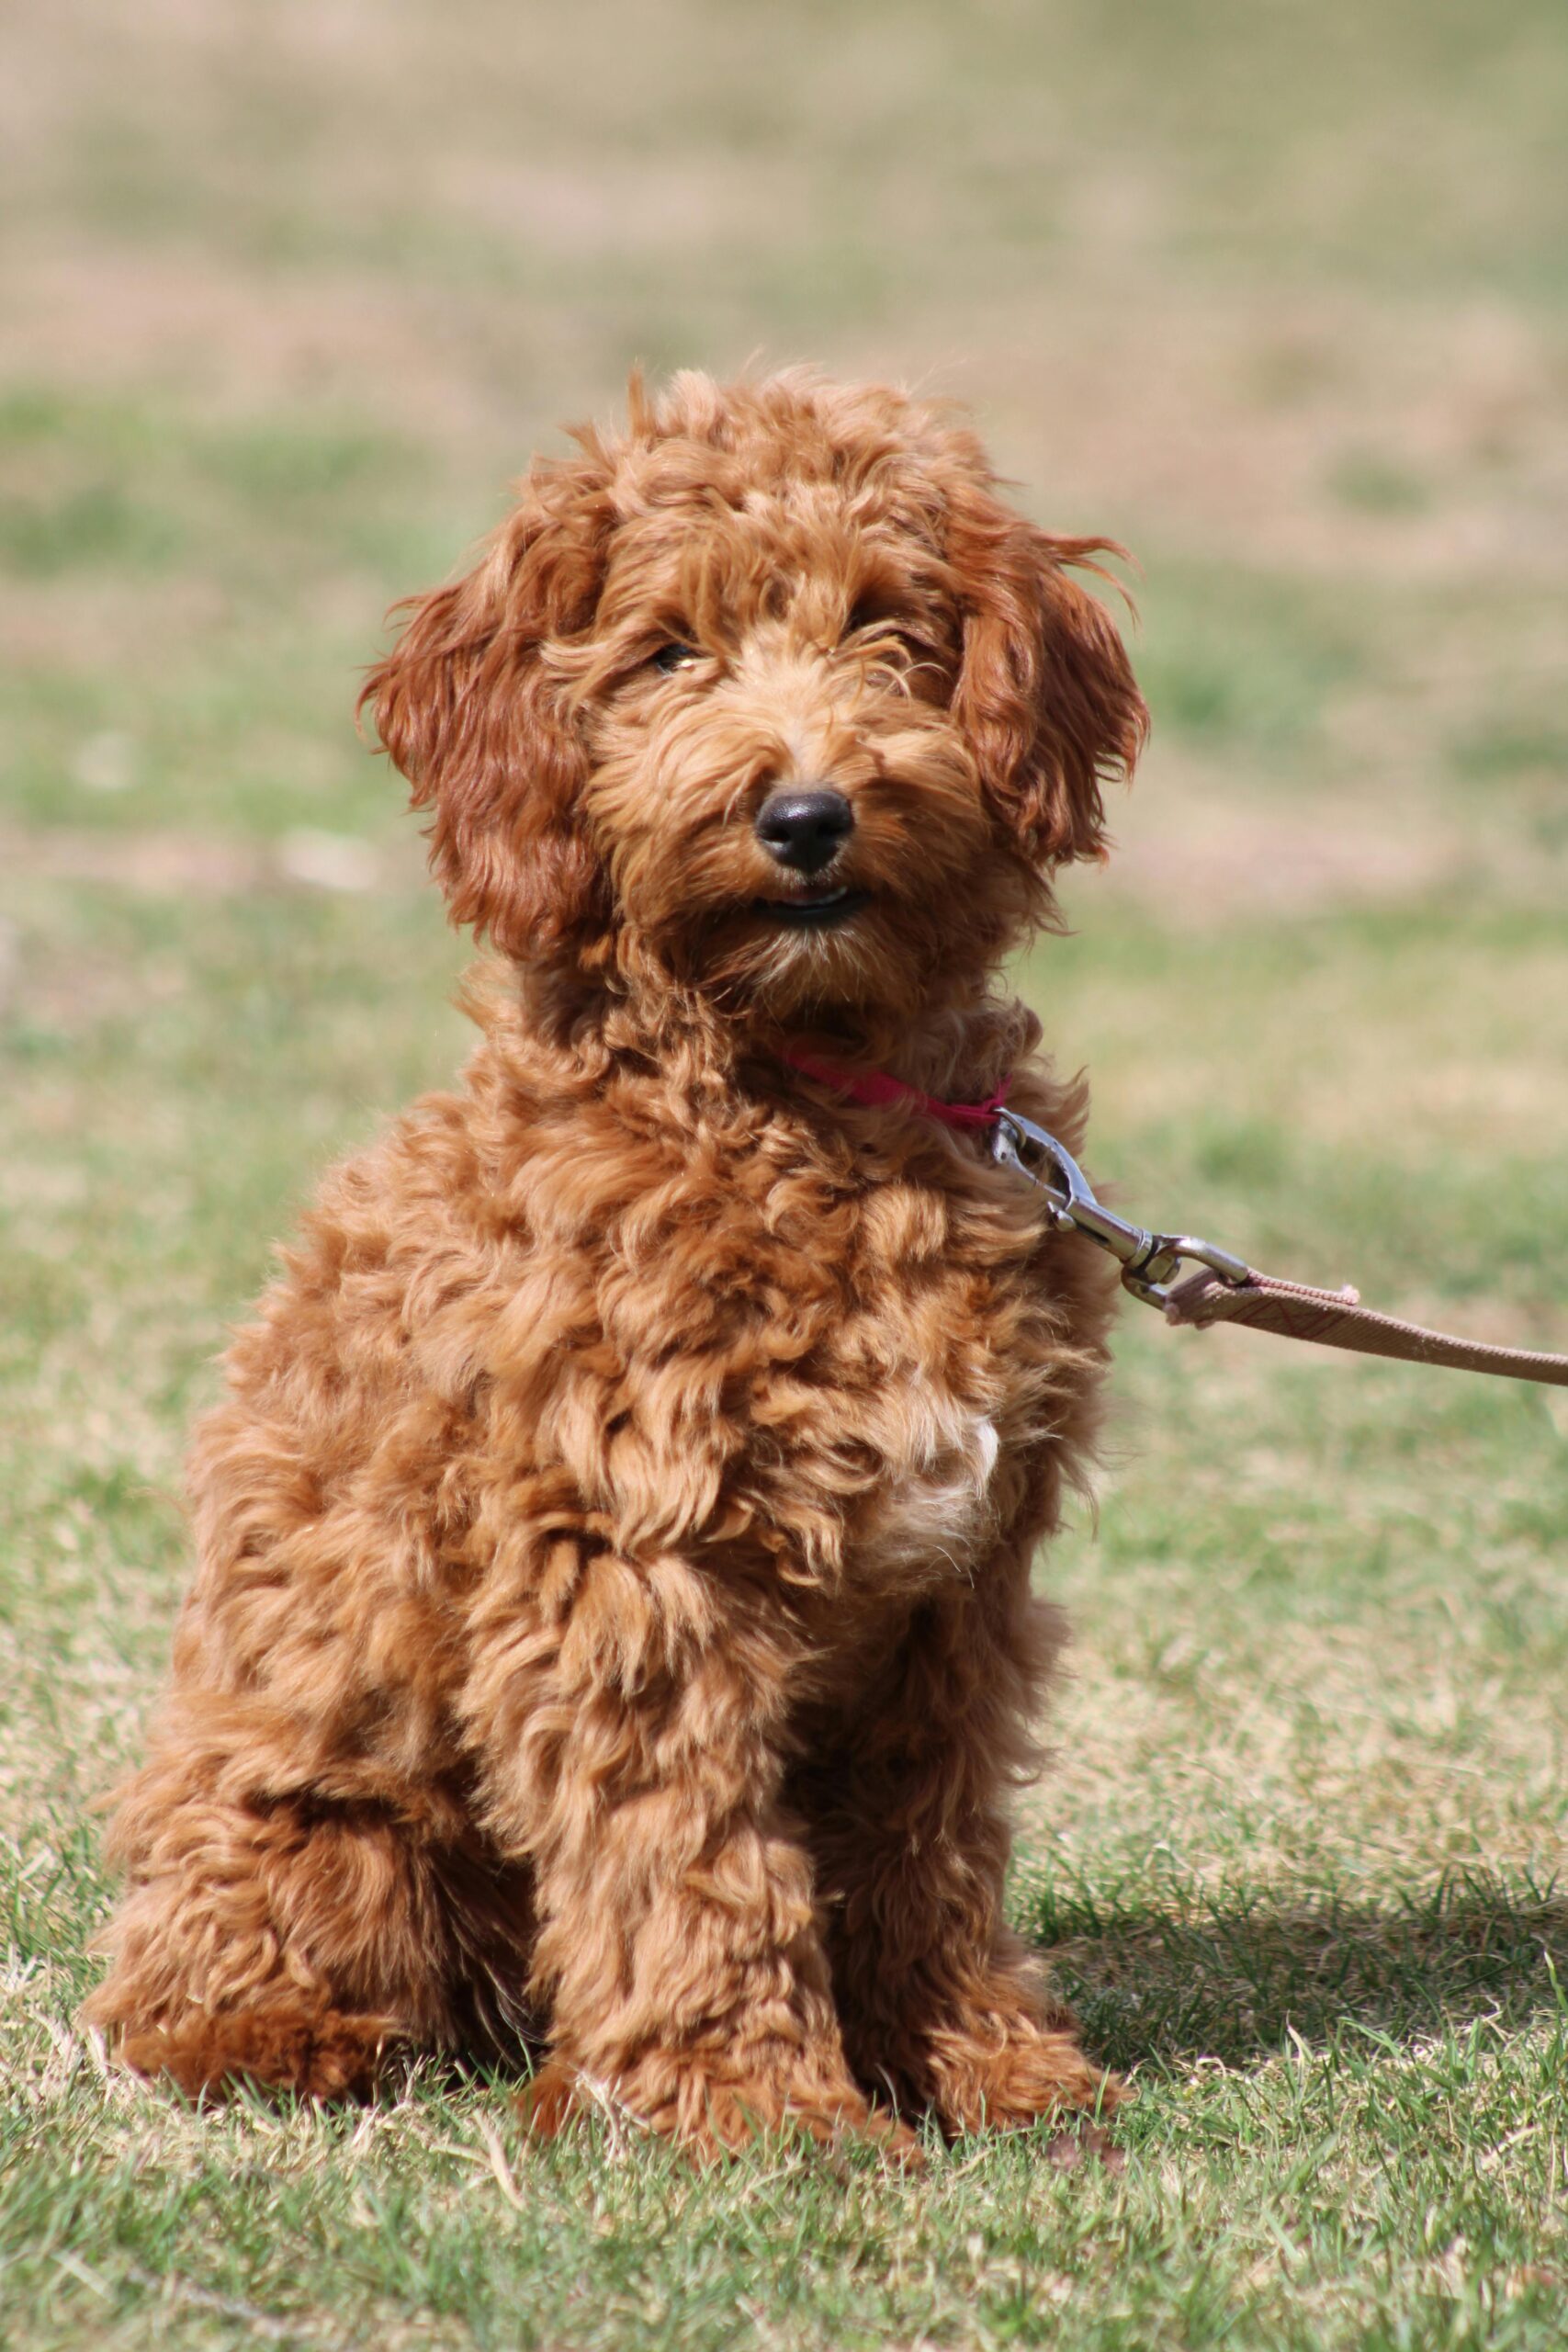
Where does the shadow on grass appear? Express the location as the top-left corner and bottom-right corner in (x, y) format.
(1021, 1867), (1568, 2073)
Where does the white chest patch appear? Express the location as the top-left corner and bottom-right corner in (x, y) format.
(858, 1371), (1002, 1580)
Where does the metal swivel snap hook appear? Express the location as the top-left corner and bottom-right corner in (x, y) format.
(989, 1108), (1251, 1309)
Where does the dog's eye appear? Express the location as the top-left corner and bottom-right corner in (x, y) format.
(649, 642), (701, 673)
(846, 601), (916, 647)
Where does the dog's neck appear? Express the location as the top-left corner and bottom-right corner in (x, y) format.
(502, 957), (1036, 1113)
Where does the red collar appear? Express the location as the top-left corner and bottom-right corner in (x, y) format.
(778, 1046), (1010, 1134)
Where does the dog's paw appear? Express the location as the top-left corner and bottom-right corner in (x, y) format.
(517, 2052), (919, 2166)
(924, 2025), (1122, 2143)
(115, 2007), (400, 2102)
(515, 2054), (597, 2139)
(681, 2076), (922, 2169)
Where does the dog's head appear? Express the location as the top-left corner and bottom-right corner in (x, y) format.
(364, 370), (1145, 1027)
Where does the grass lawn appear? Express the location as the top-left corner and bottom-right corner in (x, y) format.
(3, 2), (1566, 2345)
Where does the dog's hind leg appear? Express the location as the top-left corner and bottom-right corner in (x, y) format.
(85, 1739), (503, 2099)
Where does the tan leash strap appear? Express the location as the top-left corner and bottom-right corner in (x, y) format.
(988, 1106), (1568, 1389)
(1160, 1266), (1568, 1388)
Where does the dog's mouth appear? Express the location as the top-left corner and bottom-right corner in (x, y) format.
(751, 885), (871, 931)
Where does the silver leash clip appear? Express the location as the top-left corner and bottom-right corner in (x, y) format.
(990, 1108), (1251, 1308)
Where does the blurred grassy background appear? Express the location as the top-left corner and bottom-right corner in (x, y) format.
(3, 4), (1567, 2347)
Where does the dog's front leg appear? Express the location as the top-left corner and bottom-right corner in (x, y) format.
(801, 1553), (1120, 2141)
(469, 1552), (909, 2161)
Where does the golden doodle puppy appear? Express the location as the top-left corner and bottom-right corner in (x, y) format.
(88, 369), (1146, 2157)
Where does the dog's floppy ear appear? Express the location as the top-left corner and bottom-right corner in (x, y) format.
(947, 482), (1147, 867)
(361, 455), (614, 959)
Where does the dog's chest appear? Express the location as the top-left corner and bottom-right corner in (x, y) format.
(509, 1102), (1086, 1589)
(759, 1170), (1064, 1589)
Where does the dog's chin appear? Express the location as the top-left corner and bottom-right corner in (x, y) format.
(679, 888), (930, 1021)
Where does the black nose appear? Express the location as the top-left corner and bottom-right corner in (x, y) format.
(754, 787), (855, 875)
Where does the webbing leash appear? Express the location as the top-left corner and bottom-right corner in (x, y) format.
(990, 1108), (1568, 1390)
